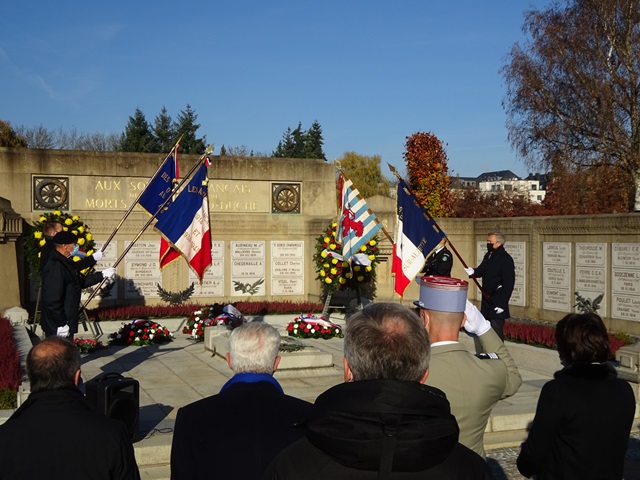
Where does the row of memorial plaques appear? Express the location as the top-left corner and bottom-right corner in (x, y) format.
(73, 240), (306, 300)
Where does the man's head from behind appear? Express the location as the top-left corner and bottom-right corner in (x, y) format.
(226, 322), (281, 375)
(414, 276), (468, 342)
(43, 221), (63, 238)
(27, 337), (81, 393)
(343, 303), (430, 383)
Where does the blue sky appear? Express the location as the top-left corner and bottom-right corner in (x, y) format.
(0, 1), (551, 179)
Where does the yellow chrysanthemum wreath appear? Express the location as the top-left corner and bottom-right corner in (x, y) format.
(312, 222), (379, 294)
(24, 210), (97, 278)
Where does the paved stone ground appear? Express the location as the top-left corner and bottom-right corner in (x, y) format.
(486, 431), (640, 479)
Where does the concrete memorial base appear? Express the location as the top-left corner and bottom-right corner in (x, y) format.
(203, 325), (337, 377)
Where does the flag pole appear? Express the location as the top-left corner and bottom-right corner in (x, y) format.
(387, 163), (489, 300)
(80, 144), (212, 310)
(97, 135), (184, 253)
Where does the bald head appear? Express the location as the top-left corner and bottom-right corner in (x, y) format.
(27, 337), (81, 393)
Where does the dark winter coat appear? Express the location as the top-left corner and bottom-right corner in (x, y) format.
(40, 236), (97, 273)
(41, 249), (103, 335)
(170, 377), (313, 480)
(517, 362), (635, 479)
(265, 379), (492, 479)
(0, 387), (139, 480)
(422, 246), (453, 276)
(472, 244), (515, 320)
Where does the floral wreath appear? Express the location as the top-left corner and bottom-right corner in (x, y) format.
(182, 305), (246, 341)
(286, 314), (344, 339)
(108, 319), (174, 346)
(24, 210), (97, 278)
(313, 222), (379, 293)
(74, 338), (105, 355)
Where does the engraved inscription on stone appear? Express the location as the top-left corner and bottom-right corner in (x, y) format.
(70, 176), (271, 213)
(576, 243), (606, 267)
(231, 241), (266, 296)
(575, 243), (608, 315)
(611, 244), (640, 321)
(612, 294), (640, 320)
(271, 241), (304, 295)
(124, 241), (161, 299)
(505, 242), (526, 307)
(612, 243), (640, 268)
(542, 242), (572, 311)
(543, 242), (571, 265)
(543, 286), (571, 310)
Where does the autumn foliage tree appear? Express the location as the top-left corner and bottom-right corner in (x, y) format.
(337, 152), (390, 198)
(451, 187), (546, 218)
(542, 164), (632, 214)
(502, 0), (640, 211)
(403, 132), (453, 217)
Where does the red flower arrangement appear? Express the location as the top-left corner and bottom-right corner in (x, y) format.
(108, 319), (174, 346)
(182, 305), (246, 341)
(74, 338), (105, 355)
(286, 314), (344, 340)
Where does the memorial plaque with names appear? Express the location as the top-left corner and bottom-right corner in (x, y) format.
(612, 244), (640, 321)
(612, 294), (640, 320)
(543, 286), (572, 311)
(231, 241), (266, 296)
(190, 241), (225, 297)
(576, 243), (606, 267)
(505, 242), (526, 306)
(575, 243), (607, 315)
(124, 241), (161, 299)
(612, 243), (640, 268)
(542, 242), (572, 311)
(271, 241), (304, 295)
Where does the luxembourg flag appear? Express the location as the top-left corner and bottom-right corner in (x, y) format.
(392, 180), (444, 297)
(154, 163), (212, 282)
(336, 173), (383, 261)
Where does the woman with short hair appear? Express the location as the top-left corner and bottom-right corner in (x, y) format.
(517, 313), (635, 479)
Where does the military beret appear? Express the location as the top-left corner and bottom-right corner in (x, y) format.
(53, 231), (78, 245)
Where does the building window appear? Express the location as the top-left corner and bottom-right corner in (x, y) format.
(531, 184), (537, 190)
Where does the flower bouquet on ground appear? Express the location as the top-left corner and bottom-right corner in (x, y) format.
(286, 314), (344, 340)
(183, 304), (246, 341)
(74, 338), (105, 355)
(108, 319), (174, 346)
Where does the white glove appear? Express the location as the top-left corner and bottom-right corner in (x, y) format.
(102, 267), (116, 279)
(463, 300), (492, 336)
(494, 307), (504, 315)
(464, 267), (474, 276)
(56, 325), (70, 337)
(92, 250), (104, 261)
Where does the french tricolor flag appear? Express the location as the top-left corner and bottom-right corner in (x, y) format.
(392, 180), (444, 297)
(154, 163), (212, 282)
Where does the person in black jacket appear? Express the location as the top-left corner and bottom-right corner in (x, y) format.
(421, 238), (453, 277)
(170, 321), (313, 480)
(41, 231), (115, 339)
(464, 231), (515, 339)
(39, 220), (103, 273)
(0, 337), (140, 480)
(517, 313), (635, 479)
(265, 303), (491, 480)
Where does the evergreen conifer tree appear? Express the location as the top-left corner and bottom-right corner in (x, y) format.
(119, 108), (154, 152)
(153, 106), (176, 153)
(174, 104), (206, 154)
